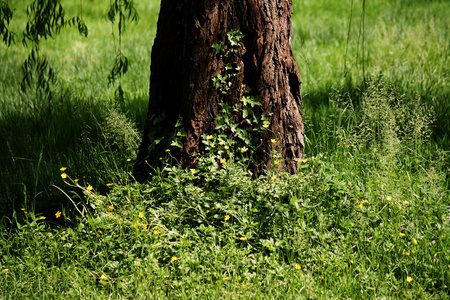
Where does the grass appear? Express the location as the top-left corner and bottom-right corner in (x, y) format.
(0, 0), (449, 298)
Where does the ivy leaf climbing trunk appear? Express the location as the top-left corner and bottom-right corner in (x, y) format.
(134, 0), (304, 182)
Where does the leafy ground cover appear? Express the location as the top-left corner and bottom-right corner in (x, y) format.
(0, 0), (449, 298)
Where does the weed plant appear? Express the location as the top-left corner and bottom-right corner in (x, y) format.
(0, 0), (449, 298)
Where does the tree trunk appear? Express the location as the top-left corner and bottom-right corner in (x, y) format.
(134, 0), (304, 182)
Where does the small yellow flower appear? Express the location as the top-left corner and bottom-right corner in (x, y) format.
(402, 251), (410, 256)
(210, 143), (215, 148)
(60, 167), (67, 171)
(165, 149), (171, 152)
(3, 268), (9, 272)
(74, 179), (79, 182)
(219, 140), (225, 145)
(138, 212), (145, 218)
(126, 158), (132, 162)
(274, 160), (281, 165)
(108, 205), (114, 211)
(190, 168), (196, 173)
(87, 185), (93, 191)
(100, 274), (108, 281)
(61, 173), (68, 179)
(224, 146), (230, 150)
(21, 208), (25, 211)
(399, 232), (406, 237)
(398, 205), (402, 210)
(55, 211), (62, 218)
(61, 231), (66, 235)
(134, 261), (140, 265)
(241, 146), (248, 152)
(240, 236), (247, 241)
(263, 124), (270, 128)
(301, 159), (307, 164)
(220, 157), (226, 163)
(406, 276), (413, 283)
(359, 203), (364, 208)
(237, 275), (242, 280)
(403, 200), (409, 204)
(224, 215), (230, 221)
(223, 277), (229, 280)
(271, 139), (277, 144)
(171, 256), (178, 262)
(206, 135), (213, 140)
(413, 238), (418, 245)
(320, 275), (324, 280)
(386, 196), (392, 201)
(289, 125), (294, 128)
(350, 260), (354, 264)
(39, 216), (46, 220)
(106, 183), (113, 187)
(242, 284), (248, 288)
(294, 264), (301, 270)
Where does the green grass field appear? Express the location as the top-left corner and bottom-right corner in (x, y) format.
(0, 0), (449, 298)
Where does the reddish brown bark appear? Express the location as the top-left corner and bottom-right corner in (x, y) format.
(134, 0), (304, 182)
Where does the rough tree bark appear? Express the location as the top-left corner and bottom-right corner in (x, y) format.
(133, 0), (304, 182)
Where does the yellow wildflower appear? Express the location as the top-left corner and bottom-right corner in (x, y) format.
(224, 215), (230, 221)
(398, 205), (402, 210)
(301, 159), (307, 164)
(138, 212), (145, 218)
(206, 135), (213, 140)
(55, 211), (62, 218)
(126, 158), (132, 162)
(406, 276), (413, 283)
(350, 260), (354, 264)
(108, 205), (114, 211)
(295, 264), (301, 270)
(240, 236), (247, 241)
(223, 277), (229, 280)
(224, 146), (230, 150)
(106, 183), (113, 187)
(263, 124), (269, 128)
(100, 274), (108, 281)
(60, 167), (67, 171)
(237, 275), (242, 280)
(271, 139), (277, 144)
(241, 146), (248, 152)
(171, 256), (178, 262)
(402, 251), (410, 256)
(219, 140), (225, 145)
(74, 179), (79, 182)
(242, 284), (248, 288)
(3, 269), (9, 272)
(87, 185), (93, 191)
(386, 196), (392, 201)
(413, 238), (418, 245)
(61, 173), (68, 179)
(61, 230), (66, 235)
(39, 216), (46, 220)
(165, 149), (171, 152)
(220, 157), (226, 163)
(274, 160), (281, 165)
(399, 232), (406, 237)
